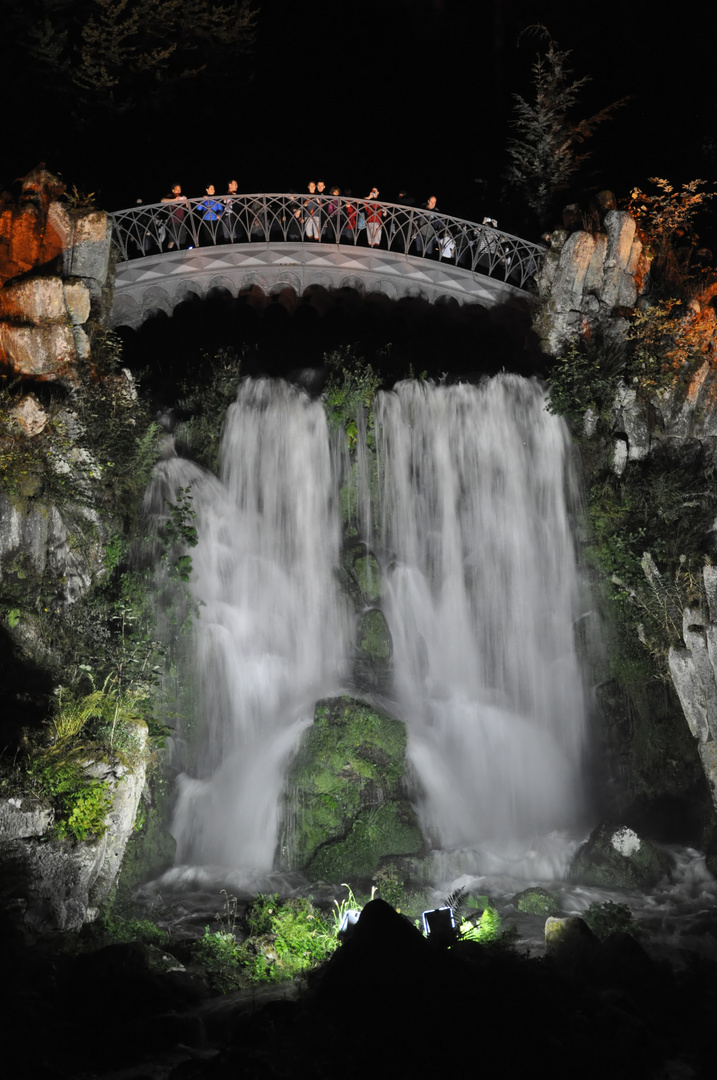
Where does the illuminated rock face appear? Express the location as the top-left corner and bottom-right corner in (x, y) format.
(534, 209), (651, 356)
(0, 165), (113, 384)
(669, 566), (717, 810)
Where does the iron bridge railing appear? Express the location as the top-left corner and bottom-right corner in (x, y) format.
(110, 194), (545, 291)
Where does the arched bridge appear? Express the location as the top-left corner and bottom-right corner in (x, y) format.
(109, 195), (545, 328)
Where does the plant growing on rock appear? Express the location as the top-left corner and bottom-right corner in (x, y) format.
(627, 178), (715, 291)
(175, 346), (244, 472)
(582, 900), (635, 939)
(323, 345), (381, 449)
(21, 673), (148, 842)
(195, 893), (339, 992)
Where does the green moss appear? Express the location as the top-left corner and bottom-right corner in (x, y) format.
(358, 608), (392, 662)
(281, 696), (423, 877)
(514, 887), (562, 917)
(353, 552), (382, 603)
(306, 801), (422, 881)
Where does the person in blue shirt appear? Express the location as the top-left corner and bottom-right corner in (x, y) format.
(196, 184), (223, 245)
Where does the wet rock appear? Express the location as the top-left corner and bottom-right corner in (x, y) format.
(280, 695), (423, 879)
(571, 822), (672, 888)
(514, 886), (561, 916)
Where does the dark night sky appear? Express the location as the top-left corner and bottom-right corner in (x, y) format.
(3, 1), (715, 238)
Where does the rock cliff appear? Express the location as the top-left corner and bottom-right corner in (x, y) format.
(0, 164), (114, 385)
(0, 168), (155, 930)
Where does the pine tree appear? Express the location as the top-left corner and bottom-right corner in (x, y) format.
(505, 27), (623, 232)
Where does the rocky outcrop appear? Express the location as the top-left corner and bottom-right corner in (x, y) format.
(0, 720), (149, 932)
(534, 209), (650, 357)
(668, 565), (717, 808)
(0, 491), (108, 608)
(0, 165), (113, 385)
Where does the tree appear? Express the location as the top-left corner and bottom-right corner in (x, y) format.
(14, 0), (258, 117)
(505, 26), (624, 232)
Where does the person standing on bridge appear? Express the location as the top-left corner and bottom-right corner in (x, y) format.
(326, 187), (342, 242)
(414, 195), (441, 258)
(221, 179), (240, 243)
(304, 181), (320, 241)
(197, 184), (224, 245)
(161, 183), (188, 249)
(364, 187), (385, 248)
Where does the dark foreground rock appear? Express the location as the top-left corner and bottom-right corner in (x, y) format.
(3, 898), (717, 1080)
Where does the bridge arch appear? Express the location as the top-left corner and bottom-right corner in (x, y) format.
(110, 195), (545, 330)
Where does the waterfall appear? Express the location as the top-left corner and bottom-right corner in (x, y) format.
(168, 379), (351, 870)
(372, 376), (588, 849)
(160, 373), (588, 875)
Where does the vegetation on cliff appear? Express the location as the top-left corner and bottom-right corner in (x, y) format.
(546, 184), (717, 818)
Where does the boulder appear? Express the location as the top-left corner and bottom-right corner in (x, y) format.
(0, 166), (113, 382)
(571, 822), (672, 888)
(514, 886), (561, 916)
(280, 695), (423, 880)
(0, 796), (54, 840)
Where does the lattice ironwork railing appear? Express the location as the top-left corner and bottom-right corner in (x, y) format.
(110, 194), (545, 290)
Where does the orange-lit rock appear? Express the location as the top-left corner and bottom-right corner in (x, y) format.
(0, 165), (113, 383)
(0, 322), (79, 379)
(0, 165), (67, 284)
(8, 394), (49, 437)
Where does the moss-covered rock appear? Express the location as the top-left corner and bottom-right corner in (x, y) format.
(281, 696), (423, 880)
(307, 801), (422, 881)
(571, 821), (672, 888)
(514, 886), (562, 917)
(357, 608), (391, 663)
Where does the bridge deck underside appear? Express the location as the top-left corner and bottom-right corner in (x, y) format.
(111, 243), (528, 328)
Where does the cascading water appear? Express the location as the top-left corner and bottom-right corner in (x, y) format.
(166, 379), (351, 870)
(158, 372), (589, 879)
(371, 377), (588, 858)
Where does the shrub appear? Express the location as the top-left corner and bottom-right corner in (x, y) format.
(583, 900), (635, 939)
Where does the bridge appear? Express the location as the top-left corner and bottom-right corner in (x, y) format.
(109, 195), (545, 329)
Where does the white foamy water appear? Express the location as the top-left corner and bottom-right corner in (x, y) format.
(371, 377), (589, 852)
(161, 379), (351, 870)
(154, 374), (590, 879)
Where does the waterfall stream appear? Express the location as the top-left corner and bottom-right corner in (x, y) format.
(160, 374), (589, 877)
(373, 377), (588, 850)
(166, 379), (351, 869)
